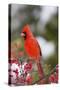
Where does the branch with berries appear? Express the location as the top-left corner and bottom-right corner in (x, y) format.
(8, 56), (58, 85)
(31, 64), (58, 85)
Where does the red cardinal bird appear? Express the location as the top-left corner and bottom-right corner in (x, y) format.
(21, 24), (44, 79)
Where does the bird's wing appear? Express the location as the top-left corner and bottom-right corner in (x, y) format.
(35, 39), (42, 56)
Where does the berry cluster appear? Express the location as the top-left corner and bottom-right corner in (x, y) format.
(8, 59), (33, 85)
(49, 65), (58, 83)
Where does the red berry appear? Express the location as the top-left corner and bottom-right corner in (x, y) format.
(24, 63), (32, 71)
(17, 76), (25, 83)
(54, 72), (58, 83)
(18, 51), (24, 57)
(26, 74), (32, 84)
(13, 69), (19, 77)
(49, 74), (55, 83)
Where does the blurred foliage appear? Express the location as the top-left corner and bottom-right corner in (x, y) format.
(11, 5), (42, 40)
(43, 64), (51, 75)
(45, 12), (58, 43)
(44, 11), (58, 69)
(31, 71), (39, 83)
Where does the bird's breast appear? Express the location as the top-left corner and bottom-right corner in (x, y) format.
(24, 38), (41, 60)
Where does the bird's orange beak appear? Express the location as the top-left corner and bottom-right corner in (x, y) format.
(20, 33), (25, 37)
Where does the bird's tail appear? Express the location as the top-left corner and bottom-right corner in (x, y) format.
(37, 61), (44, 79)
